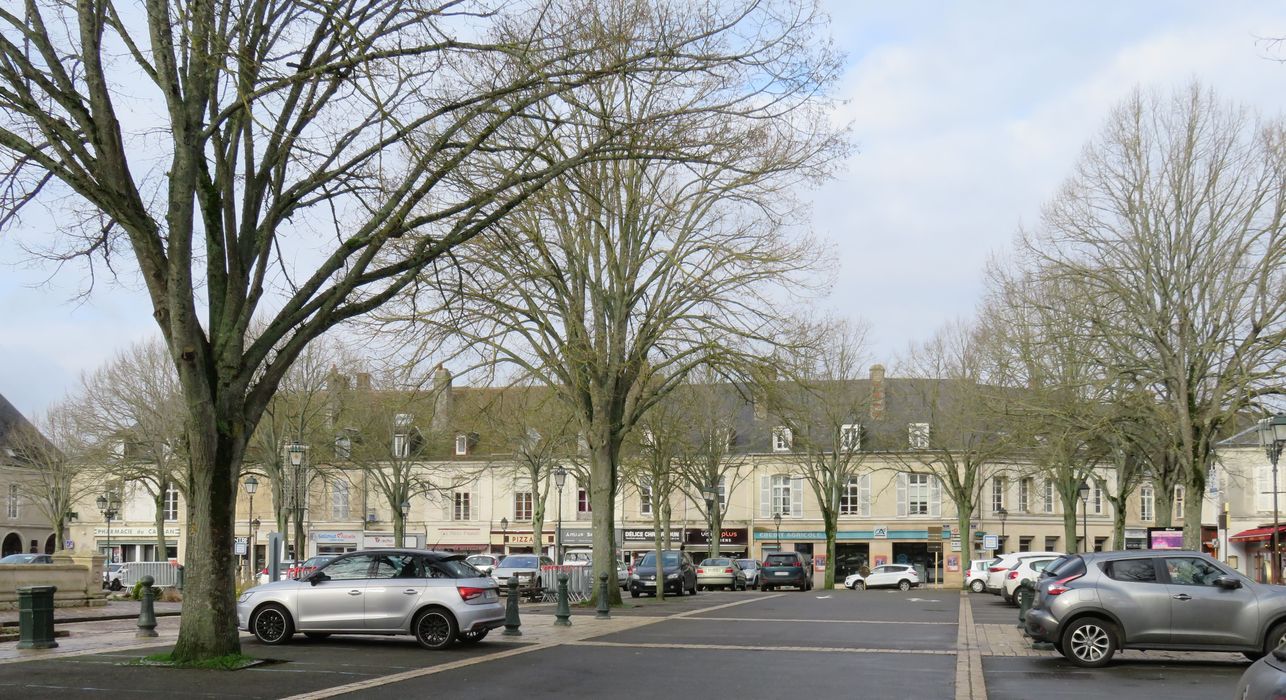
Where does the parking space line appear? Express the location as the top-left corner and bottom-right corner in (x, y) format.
(670, 592), (786, 617)
(677, 616), (955, 625)
(568, 640), (956, 655)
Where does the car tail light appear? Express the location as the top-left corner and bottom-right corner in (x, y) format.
(457, 586), (487, 602)
(989, 566), (1006, 572)
(1046, 573), (1082, 596)
(724, 568), (735, 574)
(1007, 571), (1020, 580)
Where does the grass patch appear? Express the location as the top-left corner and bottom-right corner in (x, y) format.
(130, 652), (263, 671)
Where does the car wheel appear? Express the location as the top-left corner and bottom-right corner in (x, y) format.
(457, 629), (489, 645)
(898, 580), (911, 592)
(762, 585), (772, 592)
(857, 581), (866, 591)
(413, 608), (458, 651)
(630, 590), (640, 598)
(1262, 621), (1286, 658)
(1061, 617), (1117, 668)
(251, 604), (294, 645)
(303, 632), (331, 640)
(110, 580), (123, 591)
(970, 580), (985, 593)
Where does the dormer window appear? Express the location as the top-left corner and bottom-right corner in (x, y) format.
(455, 434), (469, 456)
(908, 423), (930, 449)
(394, 413), (413, 429)
(841, 424), (861, 451)
(772, 426), (792, 452)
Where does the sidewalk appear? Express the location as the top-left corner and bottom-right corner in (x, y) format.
(0, 600), (182, 626)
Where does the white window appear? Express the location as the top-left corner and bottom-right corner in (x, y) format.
(163, 484), (179, 521)
(334, 435), (352, 460)
(760, 474), (802, 518)
(991, 477), (1006, 513)
(331, 482), (349, 520)
(454, 434), (468, 456)
(908, 423), (930, 449)
(840, 475), (871, 517)
(394, 413), (413, 428)
(717, 477), (727, 508)
(1173, 485), (1185, 520)
(1018, 478), (1031, 513)
(772, 427), (792, 452)
(908, 473), (933, 515)
(771, 475), (792, 514)
(1258, 463), (1274, 513)
(393, 433), (409, 458)
(1092, 483), (1103, 515)
(642, 429), (655, 446)
(639, 485), (652, 516)
(577, 488), (591, 514)
(1140, 484), (1154, 522)
(1043, 479), (1055, 514)
(841, 424), (861, 451)
(514, 492), (533, 521)
(453, 492), (471, 521)
(6, 484), (18, 518)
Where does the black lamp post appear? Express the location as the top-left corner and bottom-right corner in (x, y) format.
(250, 517), (260, 579)
(287, 442), (307, 560)
(1258, 415), (1286, 583)
(996, 507), (1008, 554)
(501, 516), (509, 555)
(400, 500), (411, 546)
(96, 491), (121, 563)
(702, 486), (718, 558)
(1077, 481), (1091, 553)
(773, 512), (782, 551)
(244, 475), (258, 577)
(553, 467), (567, 564)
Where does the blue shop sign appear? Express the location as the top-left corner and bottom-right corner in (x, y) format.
(753, 530), (930, 541)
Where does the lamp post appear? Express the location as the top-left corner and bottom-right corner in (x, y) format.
(250, 518), (260, 580)
(553, 467), (567, 564)
(1077, 481), (1091, 553)
(996, 507), (1008, 554)
(287, 442), (307, 561)
(501, 516), (509, 555)
(1258, 415), (1286, 583)
(773, 512), (782, 551)
(400, 500), (410, 547)
(244, 475), (258, 578)
(95, 491), (120, 563)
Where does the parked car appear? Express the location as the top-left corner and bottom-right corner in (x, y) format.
(1025, 550), (1286, 667)
(563, 549), (593, 565)
(628, 550), (697, 598)
(735, 559), (761, 589)
(1001, 555), (1059, 603)
(697, 557), (747, 591)
(760, 552), (813, 592)
(845, 564), (920, 591)
(491, 554), (554, 591)
(465, 554), (500, 575)
(967, 559), (994, 593)
(237, 549), (504, 650)
(0, 553), (53, 564)
(986, 551), (1063, 594)
(1236, 645), (1286, 700)
(103, 563), (126, 590)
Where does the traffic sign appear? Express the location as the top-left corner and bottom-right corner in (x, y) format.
(983, 534), (999, 550)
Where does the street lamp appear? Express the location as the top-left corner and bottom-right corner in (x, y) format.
(244, 475), (258, 578)
(1258, 415), (1286, 583)
(400, 500), (410, 547)
(1077, 481), (1091, 553)
(501, 516), (509, 555)
(773, 512), (782, 551)
(287, 442), (307, 560)
(251, 518), (261, 579)
(96, 491), (121, 563)
(996, 507), (1008, 554)
(553, 467), (567, 564)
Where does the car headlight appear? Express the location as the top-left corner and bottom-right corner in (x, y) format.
(630, 574), (639, 580)
(237, 590), (255, 604)
(667, 572), (680, 580)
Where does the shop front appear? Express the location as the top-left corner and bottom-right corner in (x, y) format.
(362, 533), (423, 549)
(432, 525), (490, 554)
(312, 530), (359, 557)
(622, 527), (681, 562)
(1230, 524), (1286, 583)
(684, 528), (748, 559)
(490, 529), (554, 556)
(93, 525), (180, 563)
(752, 525), (958, 586)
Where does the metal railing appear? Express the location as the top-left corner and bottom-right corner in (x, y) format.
(118, 561), (182, 588)
(540, 565), (594, 602)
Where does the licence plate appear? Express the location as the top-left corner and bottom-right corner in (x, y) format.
(484, 590), (498, 601)
(642, 581), (656, 586)
(774, 571), (789, 576)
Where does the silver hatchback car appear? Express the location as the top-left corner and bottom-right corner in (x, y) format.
(1025, 550), (1286, 667)
(237, 549), (504, 650)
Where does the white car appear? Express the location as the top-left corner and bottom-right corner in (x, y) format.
(985, 551), (1062, 594)
(967, 558), (994, 593)
(1000, 555), (1060, 603)
(465, 554), (500, 575)
(845, 564), (920, 591)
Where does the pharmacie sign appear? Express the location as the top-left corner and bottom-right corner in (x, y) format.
(93, 526), (181, 538)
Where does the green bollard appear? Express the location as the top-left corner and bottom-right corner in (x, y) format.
(137, 575), (158, 638)
(554, 572), (572, 627)
(595, 572), (611, 620)
(503, 577), (522, 636)
(17, 585), (58, 649)
(1016, 579), (1035, 630)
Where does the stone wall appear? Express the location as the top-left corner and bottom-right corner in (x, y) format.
(0, 553), (107, 610)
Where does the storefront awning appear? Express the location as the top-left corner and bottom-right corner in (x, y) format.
(1230, 526), (1286, 542)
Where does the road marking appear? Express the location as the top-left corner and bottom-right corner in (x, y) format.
(670, 592), (786, 618)
(568, 640), (955, 655)
(674, 616), (956, 626)
(814, 595), (832, 599)
(954, 591), (988, 700)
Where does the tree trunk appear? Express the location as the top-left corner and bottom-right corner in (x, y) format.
(1111, 499), (1127, 551)
(823, 512), (837, 589)
(652, 508), (665, 601)
(589, 440), (622, 605)
(1182, 470), (1206, 550)
(1064, 506), (1080, 553)
(532, 480), (547, 558)
(154, 490), (169, 559)
(394, 510), (404, 546)
(957, 512), (972, 589)
(1155, 486), (1174, 528)
(710, 502), (722, 561)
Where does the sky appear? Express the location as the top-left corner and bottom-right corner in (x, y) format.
(2, 0), (1285, 420)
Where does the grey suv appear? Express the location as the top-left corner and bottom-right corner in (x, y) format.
(1025, 550), (1286, 667)
(237, 549), (504, 650)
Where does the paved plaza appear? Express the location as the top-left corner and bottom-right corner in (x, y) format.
(0, 590), (1252, 699)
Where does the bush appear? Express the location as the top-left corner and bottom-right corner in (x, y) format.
(159, 587), (182, 603)
(129, 580), (145, 600)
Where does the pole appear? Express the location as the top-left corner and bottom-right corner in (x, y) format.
(556, 485), (564, 565)
(247, 492), (254, 578)
(106, 512), (112, 564)
(1081, 497), (1088, 553)
(1273, 452), (1280, 584)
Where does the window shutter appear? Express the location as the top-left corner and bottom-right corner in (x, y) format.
(790, 477), (803, 518)
(896, 473), (907, 517)
(930, 476), (941, 518)
(859, 474), (871, 517)
(760, 475), (771, 518)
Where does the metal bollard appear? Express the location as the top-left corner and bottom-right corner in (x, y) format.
(136, 575), (158, 638)
(16, 585), (58, 649)
(595, 572), (611, 620)
(1016, 579), (1035, 629)
(176, 564), (185, 592)
(503, 577), (522, 636)
(555, 572), (572, 627)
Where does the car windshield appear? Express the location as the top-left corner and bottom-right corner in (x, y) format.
(466, 556), (495, 565)
(764, 554), (799, 566)
(735, 559), (758, 569)
(639, 552), (680, 566)
(499, 555), (540, 569)
(701, 558), (732, 566)
(436, 557), (486, 578)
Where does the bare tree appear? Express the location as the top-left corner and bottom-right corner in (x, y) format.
(1017, 84), (1286, 549)
(0, 0), (776, 656)
(391, 2), (845, 601)
(6, 398), (98, 552)
(624, 400), (687, 600)
(672, 373), (750, 562)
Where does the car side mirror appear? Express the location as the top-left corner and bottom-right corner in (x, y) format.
(309, 571), (329, 586)
(1214, 576), (1241, 590)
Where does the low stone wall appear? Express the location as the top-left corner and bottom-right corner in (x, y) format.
(0, 553), (107, 610)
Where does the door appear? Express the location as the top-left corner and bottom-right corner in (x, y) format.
(1097, 557), (1172, 645)
(363, 553), (428, 631)
(1163, 556), (1260, 647)
(866, 566), (893, 587)
(296, 554), (374, 630)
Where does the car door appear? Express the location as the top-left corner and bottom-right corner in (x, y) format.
(363, 553), (427, 631)
(295, 554), (374, 630)
(1163, 556), (1259, 647)
(867, 566), (893, 587)
(1097, 557), (1171, 645)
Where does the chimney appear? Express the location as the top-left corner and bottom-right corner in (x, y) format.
(431, 364), (453, 433)
(869, 364), (886, 420)
(356, 372), (372, 391)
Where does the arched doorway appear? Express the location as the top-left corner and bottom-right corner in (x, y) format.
(44, 534), (56, 554)
(1, 532), (22, 556)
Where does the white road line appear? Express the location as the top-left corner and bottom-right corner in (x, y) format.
(675, 616), (956, 626)
(568, 640), (955, 655)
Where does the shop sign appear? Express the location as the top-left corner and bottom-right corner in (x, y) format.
(951, 541), (961, 552)
(946, 555), (960, 572)
(362, 534), (416, 548)
(982, 535), (998, 550)
(558, 529), (594, 545)
(751, 529), (935, 541)
(234, 537), (247, 555)
(93, 526), (181, 538)
(623, 528), (682, 543)
(313, 531), (360, 544)
(872, 525), (888, 539)
(684, 528), (747, 546)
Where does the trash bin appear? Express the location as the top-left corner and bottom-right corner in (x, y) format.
(17, 585), (58, 649)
